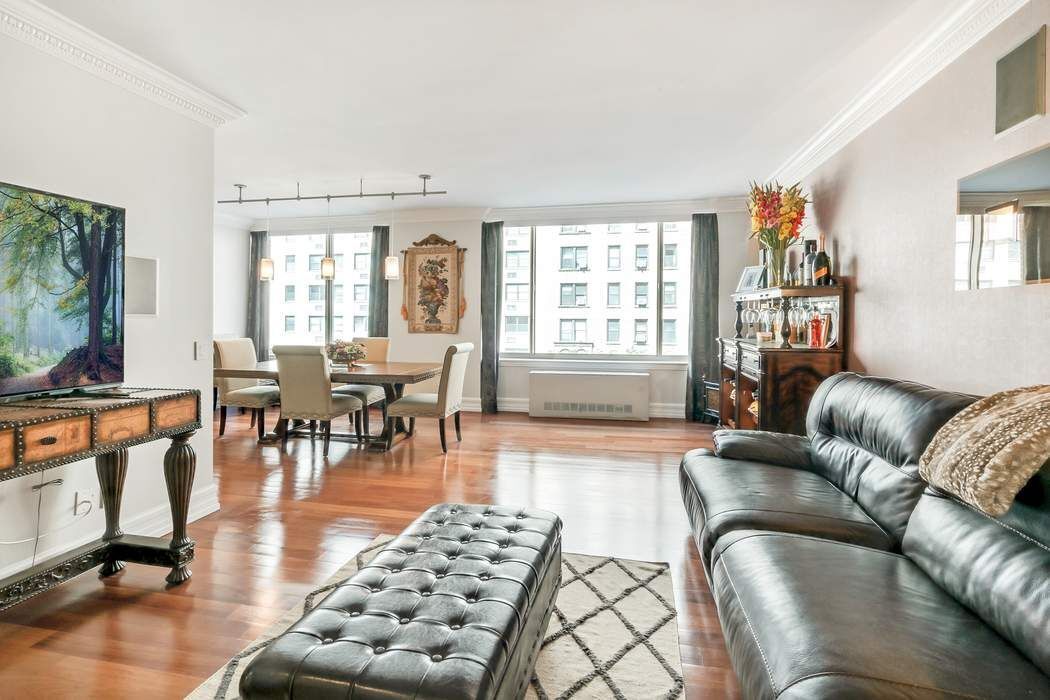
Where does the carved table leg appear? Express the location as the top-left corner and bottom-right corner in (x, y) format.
(163, 431), (196, 585)
(96, 448), (128, 577)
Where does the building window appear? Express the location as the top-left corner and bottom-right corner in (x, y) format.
(560, 246), (589, 270)
(308, 316), (324, 334)
(560, 283), (587, 307)
(333, 284), (344, 303)
(635, 245), (649, 270)
(353, 316), (368, 334)
(663, 319), (676, 345)
(663, 243), (678, 269)
(284, 285), (295, 302)
(635, 282), (649, 308)
(333, 315), (345, 336)
(663, 281), (677, 307)
(284, 315), (295, 332)
(284, 255), (296, 272)
(354, 284), (368, 302)
(634, 319), (648, 345)
(309, 254), (322, 272)
(559, 319), (587, 343)
(354, 252), (369, 270)
(505, 315), (529, 333)
(309, 284), (324, 302)
(498, 222), (690, 356)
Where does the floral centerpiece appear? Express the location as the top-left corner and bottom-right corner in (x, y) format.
(325, 339), (367, 367)
(747, 181), (809, 287)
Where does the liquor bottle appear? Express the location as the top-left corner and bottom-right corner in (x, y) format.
(808, 312), (823, 348)
(803, 240), (818, 286)
(813, 234), (831, 286)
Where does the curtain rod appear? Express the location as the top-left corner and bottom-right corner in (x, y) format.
(217, 175), (446, 205)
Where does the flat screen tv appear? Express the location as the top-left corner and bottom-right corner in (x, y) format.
(0, 182), (124, 399)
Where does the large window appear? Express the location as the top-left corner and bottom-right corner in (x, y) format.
(266, 231), (371, 353)
(499, 221), (691, 356)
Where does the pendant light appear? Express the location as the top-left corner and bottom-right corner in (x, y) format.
(383, 193), (400, 280)
(258, 198), (275, 281)
(320, 194), (336, 280)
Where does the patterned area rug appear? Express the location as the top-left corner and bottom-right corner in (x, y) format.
(188, 535), (683, 699)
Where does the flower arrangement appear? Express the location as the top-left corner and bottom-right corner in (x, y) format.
(325, 339), (367, 367)
(747, 182), (809, 287)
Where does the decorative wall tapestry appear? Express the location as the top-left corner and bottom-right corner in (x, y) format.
(401, 234), (467, 333)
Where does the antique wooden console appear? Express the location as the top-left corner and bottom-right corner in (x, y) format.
(0, 388), (201, 610)
(719, 285), (847, 435)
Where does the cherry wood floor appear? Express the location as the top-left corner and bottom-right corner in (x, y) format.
(0, 410), (740, 699)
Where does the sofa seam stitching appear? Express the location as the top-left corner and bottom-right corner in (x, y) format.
(776, 670), (986, 699)
(716, 554), (778, 694)
(714, 531), (909, 560)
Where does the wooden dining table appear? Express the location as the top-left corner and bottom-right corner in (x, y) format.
(213, 360), (442, 451)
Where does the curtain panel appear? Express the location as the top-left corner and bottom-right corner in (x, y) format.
(368, 225), (391, 337)
(686, 213), (719, 421)
(480, 221), (504, 414)
(246, 230), (270, 361)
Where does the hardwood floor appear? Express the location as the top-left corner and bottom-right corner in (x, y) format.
(0, 410), (740, 699)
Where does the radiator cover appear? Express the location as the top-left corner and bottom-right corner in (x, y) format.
(528, 371), (650, 421)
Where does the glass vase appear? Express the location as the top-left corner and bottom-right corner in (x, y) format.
(766, 246), (786, 288)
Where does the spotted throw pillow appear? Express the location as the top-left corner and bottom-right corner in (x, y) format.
(920, 385), (1050, 516)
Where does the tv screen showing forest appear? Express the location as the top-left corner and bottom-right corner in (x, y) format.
(0, 182), (124, 398)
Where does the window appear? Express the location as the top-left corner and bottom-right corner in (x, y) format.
(560, 283), (587, 307)
(635, 282), (649, 308)
(333, 315), (344, 336)
(309, 284), (324, 302)
(635, 245), (649, 270)
(284, 255), (296, 272)
(663, 282), (676, 307)
(505, 316), (529, 333)
(284, 285), (295, 302)
(354, 253), (369, 270)
(354, 284), (368, 302)
(559, 319), (586, 343)
(334, 284), (344, 303)
(309, 254), (322, 272)
(499, 221), (689, 356)
(634, 319), (648, 345)
(560, 246), (588, 270)
(353, 316), (368, 334)
(663, 319), (676, 345)
(284, 315), (295, 332)
(308, 316), (324, 334)
(663, 243), (678, 269)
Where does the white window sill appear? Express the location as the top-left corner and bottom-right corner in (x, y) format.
(498, 356), (688, 372)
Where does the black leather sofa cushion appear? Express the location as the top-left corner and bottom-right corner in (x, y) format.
(680, 448), (893, 569)
(240, 504), (562, 699)
(710, 530), (1050, 699)
(712, 430), (814, 471)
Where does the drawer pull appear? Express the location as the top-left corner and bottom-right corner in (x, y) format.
(39, 436), (58, 446)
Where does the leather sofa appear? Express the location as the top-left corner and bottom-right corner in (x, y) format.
(680, 372), (1050, 698)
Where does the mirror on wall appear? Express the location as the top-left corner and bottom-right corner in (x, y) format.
(956, 144), (1050, 290)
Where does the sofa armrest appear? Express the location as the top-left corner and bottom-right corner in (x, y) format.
(712, 429), (814, 471)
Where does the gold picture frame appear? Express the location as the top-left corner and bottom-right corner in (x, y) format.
(400, 234), (467, 333)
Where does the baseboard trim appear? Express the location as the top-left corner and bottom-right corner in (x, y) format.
(0, 480), (220, 581)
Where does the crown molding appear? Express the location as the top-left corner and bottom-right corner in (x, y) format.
(489, 196), (748, 226)
(0, 0), (245, 127)
(770, 0), (1028, 184)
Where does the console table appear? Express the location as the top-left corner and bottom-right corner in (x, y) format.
(0, 388), (201, 610)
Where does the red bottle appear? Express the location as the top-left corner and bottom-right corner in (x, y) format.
(809, 313), (823, 348)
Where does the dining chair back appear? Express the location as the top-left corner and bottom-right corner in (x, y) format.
(352, 337), (390, 363)
(437, 343), (473, 416)
(214, 338), (260, 400)
(273, 345), (336, 418)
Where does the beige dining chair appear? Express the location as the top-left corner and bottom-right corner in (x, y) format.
(385, 342), (473, 452)
(333, 336), (390, 437)
(214, 338), (280, 439)
(273, 345), (364, 456)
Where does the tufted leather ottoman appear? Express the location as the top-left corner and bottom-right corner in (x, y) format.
(240, 503), (562, 699)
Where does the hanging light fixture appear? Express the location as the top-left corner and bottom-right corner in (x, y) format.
(320, 194), (336, 280)
(258, 194), (275, 281)
(383, 192), (400, 280)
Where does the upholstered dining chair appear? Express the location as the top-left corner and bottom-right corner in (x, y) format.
(333, 336), (391, 437)
(214, 338), (280, 439)
(273, 345), (363, 456)
(385, 343), (473, 452)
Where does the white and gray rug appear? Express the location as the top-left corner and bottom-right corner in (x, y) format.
(188, 535), (683, 699)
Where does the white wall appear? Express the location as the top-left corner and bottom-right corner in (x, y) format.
(803, 1), (1050, 395)
(0, 35), (217, 578)
(213, 215), (250, 338)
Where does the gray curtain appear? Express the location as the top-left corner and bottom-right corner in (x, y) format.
(246, 230), (270, 361)
(368, 225), (390, 337)
(480, 221), (504, 414)
(686, 213), (719, 421)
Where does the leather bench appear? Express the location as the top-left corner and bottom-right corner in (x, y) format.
(240, 503), (562, 699)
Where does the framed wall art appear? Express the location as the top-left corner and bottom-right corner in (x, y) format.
(400, 234), (467, 333)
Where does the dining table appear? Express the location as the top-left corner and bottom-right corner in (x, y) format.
(213, 360), (442, 451)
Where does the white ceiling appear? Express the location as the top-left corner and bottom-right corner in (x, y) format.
(40, 0), (953, 219)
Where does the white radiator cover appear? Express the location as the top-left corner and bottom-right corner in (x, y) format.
(528, 371), (650, 421)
